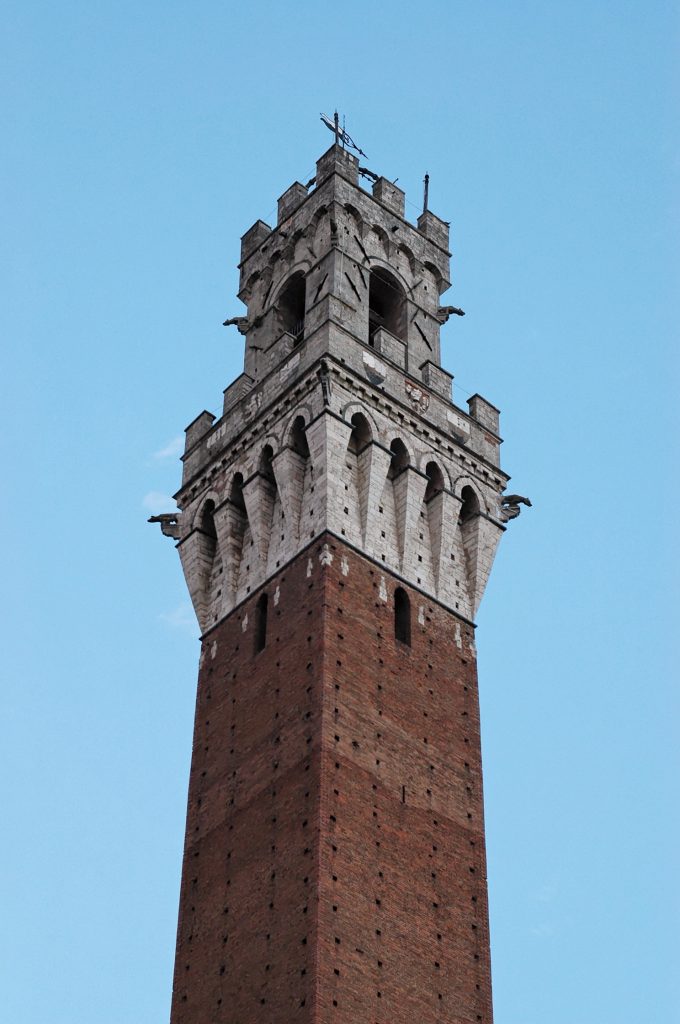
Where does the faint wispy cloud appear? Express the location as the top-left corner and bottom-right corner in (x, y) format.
(142, 491), (178, 515)
(153, 436), (184, 460)
(534, 884), (557, 904)
(530, 922), (556, 938)
(159, 603), (198, 635)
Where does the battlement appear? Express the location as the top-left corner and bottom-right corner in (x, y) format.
(239, 144), (451, 275)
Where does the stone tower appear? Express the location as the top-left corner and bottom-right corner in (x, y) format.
(153, 141), (525, 1024)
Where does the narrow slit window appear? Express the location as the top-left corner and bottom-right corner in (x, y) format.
(254, 592), (268, 653)
(394, 587), (411, 646)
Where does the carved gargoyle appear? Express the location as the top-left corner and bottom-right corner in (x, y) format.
(148, 513), (181, 540)
(499, 494), (532, 522)
(222, 316), (250, 335)
(436, 305), (466, 323)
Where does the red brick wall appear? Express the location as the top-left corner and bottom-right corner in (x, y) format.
(170, 535), (493, 1024)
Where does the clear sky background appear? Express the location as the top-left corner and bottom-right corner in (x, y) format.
(2, 2), (678, 1022)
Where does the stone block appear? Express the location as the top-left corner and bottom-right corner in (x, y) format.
(240, 219), (272, 262)
(417, 209), (449, 250)
(372, 177), (405, 217)
(277, 182), (308, 224)
(371, 327), (406, 369)
(467, 394), (500, 435)
(184, 410), (215, 452)
(420, 360), (453, 400)
(316, 143), (359, 185)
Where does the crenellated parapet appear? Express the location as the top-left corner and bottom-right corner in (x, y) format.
(154, 141), (525, 635)
(171, 358), (508, 634)
(233, 144), (451, 385)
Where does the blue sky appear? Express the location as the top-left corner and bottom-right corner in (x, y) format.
(2, 2), (677, 1021)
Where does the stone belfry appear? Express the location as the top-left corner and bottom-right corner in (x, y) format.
(154, 138), (526, 1024)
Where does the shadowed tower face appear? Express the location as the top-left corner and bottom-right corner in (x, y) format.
(155, 140), (519, 1024)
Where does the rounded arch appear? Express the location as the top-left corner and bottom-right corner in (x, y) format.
(388, 437), (410, 479)
(288, 413), (311, 459)
(394, 586), (412, 646)
(272, 269), (307, 341)
(257, 430), (280, 456)
(228, 471), (247, 513)
(283, 404), (314, 445)
(340, 401), (379, 440)
(459, 485), (480, 522)
(424, 460), (446, 502)
(192, 489), (220, 530)
(417, 452), (452, 487)
(269, 260), (311, 302)
(347, 411), (372, 454)
(452, 474), (487, 513)
(254, 591), (268, 653)
(259, 443), (275, 480)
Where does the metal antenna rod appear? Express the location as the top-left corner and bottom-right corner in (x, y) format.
(334, 110), (340, 146)
(423, 172), (429, 214)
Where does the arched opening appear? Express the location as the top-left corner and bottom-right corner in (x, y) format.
(290, 415), (310, 459)
(394, 587), (411, 646)
(368, 268), (405, 344)
(348, 412), (372, 454)
(254, 592), (268, 653)
(277, 272), (306, 343)
(260, 444), (275, 481)
(459, 485), (480, 522)
(230, 473), (246, 513)
(388, 438), (409, 480)
(425, 461), (445, 502)
(199, 499), (217, 562)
